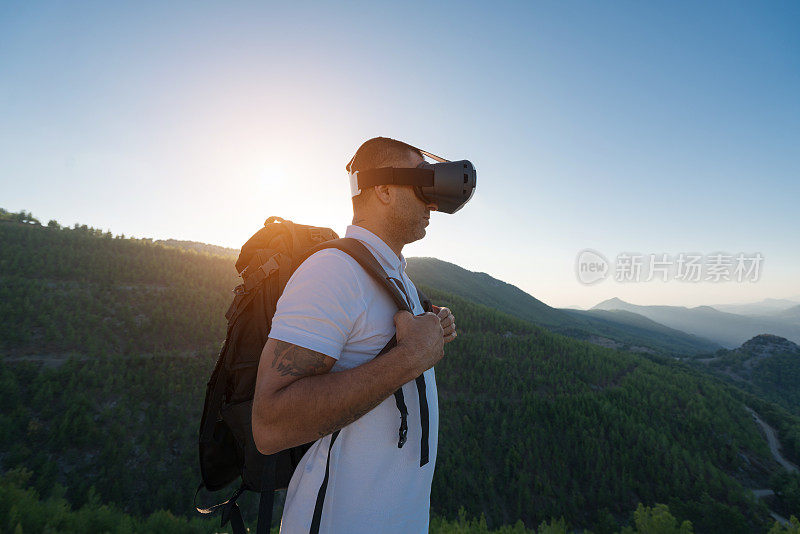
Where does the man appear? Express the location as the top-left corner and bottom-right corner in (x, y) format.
(252, 137), (457, 533)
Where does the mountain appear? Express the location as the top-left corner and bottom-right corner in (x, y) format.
(3, 214), (800, 532)
(776, 305), (800, 321)
(694, 335), (800, 417)
(406, 257), (574, 328)
(562, 308), (721, 355)
(713, 299), (800, 317)
(407, 258), (720, 356)
(593, 298), (800, 348)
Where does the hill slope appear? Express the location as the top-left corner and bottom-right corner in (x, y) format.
(693, 335), (800, 417)
(407, 257), (720, 356)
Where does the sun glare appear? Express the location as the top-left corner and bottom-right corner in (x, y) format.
(245, 161), (351, 239)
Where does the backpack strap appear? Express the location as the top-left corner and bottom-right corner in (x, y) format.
(416, 286), (433, 313)
(392, 284), (431, 467)
(415, 372), (429, 466)
(375, 334), (409, 447)
(412, 285), (433, 464)
(256, 456), (276, 534)
(310, 430), (341, 534)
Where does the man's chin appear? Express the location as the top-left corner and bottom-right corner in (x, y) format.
(406, 227), (426, 244)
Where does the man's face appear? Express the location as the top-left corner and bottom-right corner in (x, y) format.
(386, 151), (438, 244)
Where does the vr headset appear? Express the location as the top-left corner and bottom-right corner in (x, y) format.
(347, 142), (477, 214)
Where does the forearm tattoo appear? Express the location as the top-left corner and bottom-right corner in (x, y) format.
(270, 341), (329, 377)
(269, 340), (385, 437)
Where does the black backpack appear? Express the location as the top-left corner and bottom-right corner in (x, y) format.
(195, 216), (433, 534)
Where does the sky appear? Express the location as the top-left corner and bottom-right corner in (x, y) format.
(1, 1), (798, 309)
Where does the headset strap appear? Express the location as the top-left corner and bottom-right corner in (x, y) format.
(355, 167), (433, 189)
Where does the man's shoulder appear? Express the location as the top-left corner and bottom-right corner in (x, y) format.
(271, 248), (368, 358)
(295, 247), (364, 281)
(279, 247), (371, 302)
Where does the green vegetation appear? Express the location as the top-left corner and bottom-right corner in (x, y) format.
(8, 468), (798, 534)
(422, 288), (797, 532)
(0, 467), (228, 534)
(686, 334), (800, 482)
(0, 218), (238, 357)
(771, 472), (800, 521)
(702, 335), (800, 417)
(2, 212), (800, 532)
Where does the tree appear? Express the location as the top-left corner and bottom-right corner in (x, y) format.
(620, 504), (693, 534)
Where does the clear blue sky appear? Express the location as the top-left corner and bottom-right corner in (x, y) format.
(2, 1), (798, 308)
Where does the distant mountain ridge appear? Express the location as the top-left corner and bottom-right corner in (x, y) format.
(777, 305), (800, 321)
(713, 298), (800, 316)
(593, 297), (800, 348)
(563, 308), (721, 354)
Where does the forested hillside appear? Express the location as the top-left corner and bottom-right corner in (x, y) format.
(690, 335), (800, 417)
(1, 215), (799, 533)
(0, 219), (238, 358)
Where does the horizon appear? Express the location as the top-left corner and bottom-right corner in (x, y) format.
(2, 2), (798, 309)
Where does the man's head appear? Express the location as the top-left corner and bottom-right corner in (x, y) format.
(347, 137), (438, 246)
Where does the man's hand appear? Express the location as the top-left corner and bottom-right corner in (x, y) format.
(432, 305), (457, 343)
(394, 311), (445, 376)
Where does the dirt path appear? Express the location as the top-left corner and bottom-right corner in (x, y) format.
(695, 357), (720, 364)
(745, 406), (797, 527)
(749, 488), (790, 526)
(745, 406), (799, 473)
(768, 509), (790, 526)
(752, 488), (792, 529)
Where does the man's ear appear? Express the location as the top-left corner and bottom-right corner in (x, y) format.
(372, 184), (393, 206)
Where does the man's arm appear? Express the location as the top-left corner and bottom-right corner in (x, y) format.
(252, 310), (444, 455)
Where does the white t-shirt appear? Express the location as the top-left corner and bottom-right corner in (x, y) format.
(269, 224), (439, 534)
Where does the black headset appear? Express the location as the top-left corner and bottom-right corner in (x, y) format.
(347, 141), (477, 214)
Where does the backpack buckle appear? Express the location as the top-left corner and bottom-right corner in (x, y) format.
(242, 256), (280, 293)
(398, 416), (408, 448)
(232, 284), (248, 296)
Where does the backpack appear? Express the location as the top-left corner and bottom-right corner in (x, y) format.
(195, 216), (433, 534)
